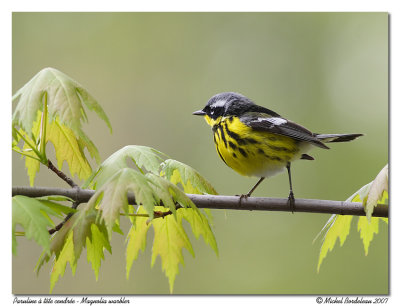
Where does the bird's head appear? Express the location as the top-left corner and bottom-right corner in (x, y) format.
(193, 92), (255, 127)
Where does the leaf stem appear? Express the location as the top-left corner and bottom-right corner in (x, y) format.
(120, 211), (173, 219)
(12, 147), (42, 162)
(120, 213), (150, 218)
(13, 127), (43, 162)
(40, 92), (48, 159)
(131, 158), (145, 175)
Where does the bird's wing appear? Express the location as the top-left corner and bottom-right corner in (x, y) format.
(241, 113), (329, 149)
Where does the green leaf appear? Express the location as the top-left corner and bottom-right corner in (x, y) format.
(365, 165), (388, 220)
(161, 159), (218, 195)
(126, 206), (151, 279)
(146, 173), (200, 217)
(12, 196), (61, 255)
(85, 145), (166, 189)
(35, 208), (95, 275)
(151, 207), (194, 293)
(76, 129), (101, 164)
(12, 68), (111, 184)
(75, 86), (112, 133)
(35, 195), (74, 202)
(178, 209), (218, 256)
(86, 223), (112, 281)
(12, 67), (111, 138)
(37, 200), (76, 217)
(87, 168), (159, 233)
(36, 207), (111, 291)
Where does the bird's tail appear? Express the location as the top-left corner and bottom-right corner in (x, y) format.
(315, 133), (363, 143)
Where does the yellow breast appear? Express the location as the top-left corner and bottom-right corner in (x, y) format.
(206, 116), (303, 178)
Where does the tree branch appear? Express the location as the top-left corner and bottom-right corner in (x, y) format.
(12, 186), (388, 218)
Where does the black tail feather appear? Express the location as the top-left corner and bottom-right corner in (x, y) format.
(315, 133), (363, 143)
(301, 154), (314, 160)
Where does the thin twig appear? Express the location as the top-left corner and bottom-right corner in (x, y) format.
(48, 213), (74, 235)
(40, 159), (79, 233)
(47, 160), (79, 188)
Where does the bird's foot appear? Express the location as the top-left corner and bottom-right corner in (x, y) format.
(287, 191), (295, 213)
(236, 193), (251, 207)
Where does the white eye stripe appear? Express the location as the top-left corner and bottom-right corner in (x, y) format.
(210, 99), (227, 109)
(256, 117), (287, 125)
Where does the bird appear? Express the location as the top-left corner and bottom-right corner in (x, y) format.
(193, 92), (363, 212)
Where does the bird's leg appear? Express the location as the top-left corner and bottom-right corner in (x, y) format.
(286, 163), (295, 213)
(238, 177), (265, 205)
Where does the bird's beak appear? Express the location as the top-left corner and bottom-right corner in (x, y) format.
(192, 110), (206, 116)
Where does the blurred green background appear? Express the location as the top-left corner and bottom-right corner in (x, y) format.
(12, 12), (388, 294)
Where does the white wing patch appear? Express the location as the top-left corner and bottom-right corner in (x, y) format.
(256, 117), (287, 125)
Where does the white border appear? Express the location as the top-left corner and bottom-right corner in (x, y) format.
(2, 1), (398, 305)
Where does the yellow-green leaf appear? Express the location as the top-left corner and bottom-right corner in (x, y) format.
(46, 118), (92, 180)
(35, 207), (94, 275)
(357, 216), (380, 256)
(161, 159), (218, 195)
(151, 207), (194, 293)
(317, 214), (353, 272)
(86, 224), (112, 280)
(178, 209), (218, 256)
(25, 152), (40, 186)
(316, 164), (389, 271)
(36, 207), (111, 291)
(146, 173), (200, 218)
(126, 206), (150, 279)
(21, 111), (42, 186)
(50, 231), (76, 293)
(12, 68), (111, 185)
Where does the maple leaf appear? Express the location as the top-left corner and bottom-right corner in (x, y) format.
(36, 207), (112, 292)
(146, 173), (199, 217)
(49, 231), (76, 293)
(12, 67), (111, 138)
(178, 209), (218, 256)
(316, 165), (389, 271)
(85, 145), (166, 189)
(316, 214), (353, 272)
(161, 159), (218, 195)
(86, 224), (112, 280)
(126, 206), (151, 279)
(87, 168), (159, 233)
(151, 207), (194, 293)
(46, 118), (93, 180)
(12, 67), (111, 184)
(12, 195), (64, 255)
(357, 217), (380, 256)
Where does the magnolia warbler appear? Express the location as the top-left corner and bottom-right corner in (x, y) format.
(193, 92), (363, 211)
